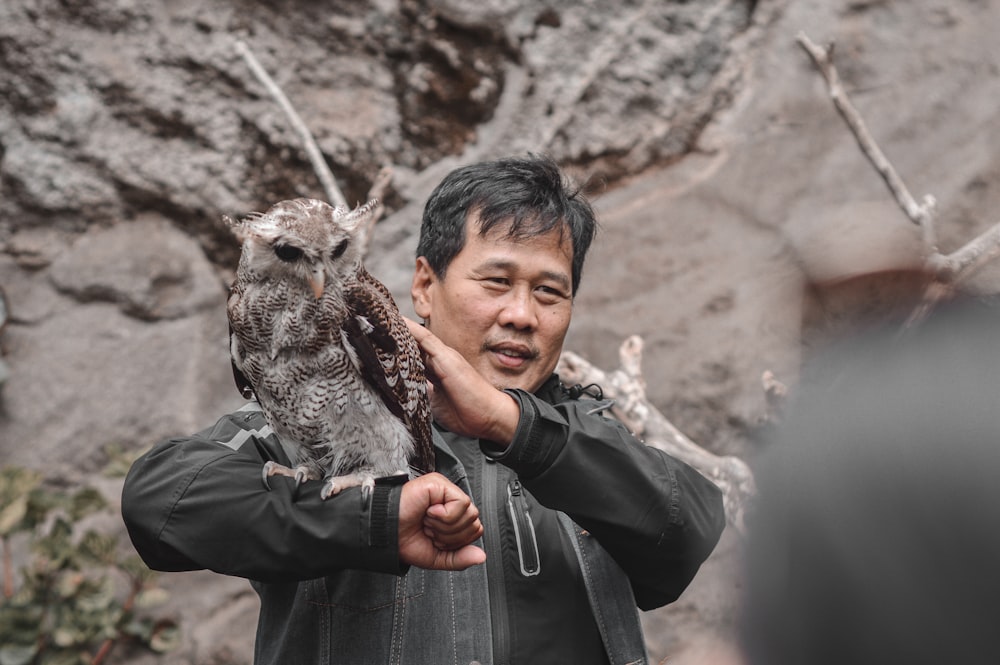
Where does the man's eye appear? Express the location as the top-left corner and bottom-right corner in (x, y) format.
(274, 244), (304, 262)
(537, 286), (570, 302)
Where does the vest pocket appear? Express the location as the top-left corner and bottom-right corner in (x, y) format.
(315, 567), (426, 613)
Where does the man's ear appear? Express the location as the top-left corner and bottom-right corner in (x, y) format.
(411, 256), (436, 320)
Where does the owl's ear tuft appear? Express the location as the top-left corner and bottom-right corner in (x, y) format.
(223, 214), (249, 242)
(338, 199), (380, 232)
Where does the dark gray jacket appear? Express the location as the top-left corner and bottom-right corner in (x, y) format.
(122, 376), (725, 664)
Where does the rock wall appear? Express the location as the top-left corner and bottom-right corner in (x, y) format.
(0, 0), (762, 662)
(5, 0), (1000, 662)
(0, 0), (759, 471)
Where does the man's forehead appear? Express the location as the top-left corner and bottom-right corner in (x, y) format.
(468, 211), (569, 245)
(473, 223), (572, 257)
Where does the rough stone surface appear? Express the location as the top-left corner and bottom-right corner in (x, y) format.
(3, 0), (1000, 663)
(48, 215), (224, 320)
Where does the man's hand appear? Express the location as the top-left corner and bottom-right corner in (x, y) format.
(405, 318), (520, 447)
(398, 472), (486, 570)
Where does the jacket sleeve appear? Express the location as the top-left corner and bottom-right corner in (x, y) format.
(484, 389), (726, 610)
(120, 409), (404, 583)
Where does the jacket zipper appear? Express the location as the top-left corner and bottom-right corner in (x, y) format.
(507, 479), (540, 576)
(482, 456), (510, 664)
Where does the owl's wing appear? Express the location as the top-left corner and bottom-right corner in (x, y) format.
(229, 323), (257, 400)
(343, 267), (436, 475)
(227, 283), (257, 400)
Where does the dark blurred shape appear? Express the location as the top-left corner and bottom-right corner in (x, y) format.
(742, 298), (1000, 665)
(0, 285), (8, 387)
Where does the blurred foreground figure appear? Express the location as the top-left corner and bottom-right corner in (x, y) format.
(743, 299), (1000, 665)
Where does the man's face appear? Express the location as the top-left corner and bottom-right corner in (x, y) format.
(411, 218), (575, 393)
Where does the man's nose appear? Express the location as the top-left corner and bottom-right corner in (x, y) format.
(497, 288), (538, 330)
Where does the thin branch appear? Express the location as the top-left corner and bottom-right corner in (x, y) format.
(235, 39), (347, 209)
(796, 32), (937, 248)
(559, 337), (755, 536)
(934, 220), (1000, 282)
(907, 221), (1000, 326)
(797, 31), (1000, 324)
(358, 165), (395, 258)
(2, 536), (12, 599)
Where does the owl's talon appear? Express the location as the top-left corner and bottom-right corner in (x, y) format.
(294, 467), (309, 487)
(319, 471), (376, 501)
(261, 460), (296, 490)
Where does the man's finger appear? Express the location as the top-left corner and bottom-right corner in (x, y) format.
(427, 520), (484, 548)
(424, 505), (481, 534)
(434, 545), (487, 570)
(426, 495), (477, 521)
(404, 316), (434, 350)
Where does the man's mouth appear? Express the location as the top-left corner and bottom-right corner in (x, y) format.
(487, 342), (538, 369)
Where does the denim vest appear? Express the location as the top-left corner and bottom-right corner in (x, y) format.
(251, 436), (649, 665)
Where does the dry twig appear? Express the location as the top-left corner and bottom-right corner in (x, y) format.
(234, 39), (399, 255)
(796, 32), (937, 244)
(797, 32), (1000, 322)
(558, 337), (755, 536)
(235, 39), (348, 209)
(358, 165), (395, 257)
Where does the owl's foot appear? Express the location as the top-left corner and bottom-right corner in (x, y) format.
(320, 471), (377, 501)
(261, 461), (318, 491)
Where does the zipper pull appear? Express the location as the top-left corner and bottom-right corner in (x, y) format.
(507, 480), (540, 577)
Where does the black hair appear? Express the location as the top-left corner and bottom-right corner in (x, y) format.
(416, 154), (598, 296)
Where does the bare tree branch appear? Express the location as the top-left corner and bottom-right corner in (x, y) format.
(358, 165), (395, 258)
(558, 336), (755, 536)
(930, 220), (1000, 282)
(797, 31), (1000, 323)
(796, 32), (937, 246)
(235, 39), (348, 209)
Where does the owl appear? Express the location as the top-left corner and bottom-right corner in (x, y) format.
(225, 198), (435, 500)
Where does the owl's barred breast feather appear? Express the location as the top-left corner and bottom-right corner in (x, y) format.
(226, 198), (435, 497)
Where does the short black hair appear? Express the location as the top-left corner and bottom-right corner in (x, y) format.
(416, 154), (597, 296)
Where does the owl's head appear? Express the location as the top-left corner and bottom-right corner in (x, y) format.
(226, 198), (376, 298)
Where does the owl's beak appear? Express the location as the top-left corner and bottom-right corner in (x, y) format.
(307, 266), (325, 298)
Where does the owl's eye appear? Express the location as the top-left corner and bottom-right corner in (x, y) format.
(331, 240), (349, 260)
(274, 244), (304, 262)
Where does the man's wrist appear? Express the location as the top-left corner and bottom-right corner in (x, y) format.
(480, 389), (534, 460)
(481, 391), (521, 450)
(365, 479), (406, 574)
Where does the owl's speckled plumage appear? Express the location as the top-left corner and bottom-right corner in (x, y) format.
(225, 198), (434, 498)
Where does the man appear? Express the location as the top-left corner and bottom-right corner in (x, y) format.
(122, 154), (725, 664)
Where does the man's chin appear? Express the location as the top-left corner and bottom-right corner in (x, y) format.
(480, 353), (556, 393)
(481, 367), (524, 392)
(486, 370), (548, 393)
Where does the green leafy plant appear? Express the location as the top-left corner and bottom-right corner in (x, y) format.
(0, 466), (178, 665)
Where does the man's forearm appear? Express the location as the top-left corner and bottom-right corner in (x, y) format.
(121, 431), (403, 582)
(487, 392), (726, 608)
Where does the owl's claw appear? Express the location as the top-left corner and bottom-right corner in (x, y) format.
(261, 461), (280, 490)
(262, 461), (316, 497)
(294, 467), (309, 486)
(319, 471), (377, 501)
(320, 478), (343, 500)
